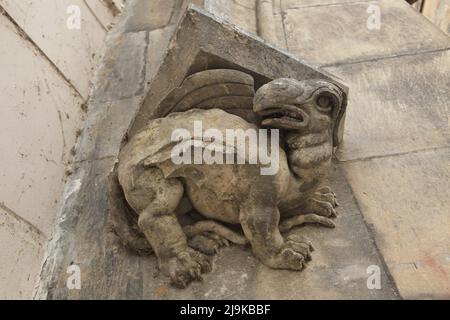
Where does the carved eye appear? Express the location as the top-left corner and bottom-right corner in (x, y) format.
(316, 93), (333, 113)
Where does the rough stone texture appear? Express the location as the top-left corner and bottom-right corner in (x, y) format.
(146, 26), (177, 83)
(309, 1), (449, 300)
(230, 0), (257, 34)
(85, 0), (117, 29)
(0, 0), (118, 298)
(35, 5), (398, 300)
(90, 31), (148, 103)
(119, 0), (181, 32)
(34, 0), (192, 299)
(40, 158), (400, 299)
(281, 0), (372, 8)
(0, 203), (46, 299)
(74, 96), (143, 163)
(205, 0), (229, 20)
(0, 0), (108, 98)
(282, 0), (450, 65)
(341, 148), (450, 299)
(326, 50), (450, 162)
(272, 0), (450, 299)
(250, 164), (398, 300)
(0, 14), (84, 237)
(118, 0), (204, 32)
(36, 0), (450, 300)
(273, 0), (288, 50)
(113, 75), (347, 288)
(131, 6), (347, 137)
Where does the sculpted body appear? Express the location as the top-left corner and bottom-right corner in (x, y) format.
(111, 78), (346, 288)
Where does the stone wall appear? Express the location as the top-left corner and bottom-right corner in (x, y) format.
(35, 0), (449, 300)
(0, 0), (123, 299)
(3, 0), (448, 300)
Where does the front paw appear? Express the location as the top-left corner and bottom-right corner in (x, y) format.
(159, 247), (212, 288)
(302, 186), (339, 218)
(316, 186), (339, 208)
(262, 237), (314, 271)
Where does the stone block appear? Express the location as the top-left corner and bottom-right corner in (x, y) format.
(38, 160), (399, 299)
(0, 205), (45, 299)
(230, 0), (257, 34)
(325, 49), (450, 161)
(282, 0), (450, 65)
(341, 147), (450, 299)
(90, 31), (148, 102)
(0, 0), (107, 98)
(74, 96), (143, 162)
(131, 5), (348, 137)
(0, 14), (84, 235)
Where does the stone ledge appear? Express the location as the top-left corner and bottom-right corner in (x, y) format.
(282, 0), (450, 65)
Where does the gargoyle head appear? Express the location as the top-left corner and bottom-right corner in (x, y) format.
(253, 78), (347, 147)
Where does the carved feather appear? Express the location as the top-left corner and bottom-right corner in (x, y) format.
(157, 69), (260, 123)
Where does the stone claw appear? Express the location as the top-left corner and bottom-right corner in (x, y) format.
(279, 213), (335, 233)
(161, 248), (212, 289)
(263, 237), (314, 271)
(304, 197), (338, 217)
(315, 186), (339, 208)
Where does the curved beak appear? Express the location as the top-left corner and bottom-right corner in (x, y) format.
(254, 103), (310, 130)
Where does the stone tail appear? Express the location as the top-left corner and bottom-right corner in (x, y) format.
(183, 221), (248, 246)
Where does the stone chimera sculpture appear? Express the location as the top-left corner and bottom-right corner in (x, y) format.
(108, 70), (347, 288)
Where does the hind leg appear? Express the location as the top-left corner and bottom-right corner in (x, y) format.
(123, 167), (211, 288)
(239, 201), (314, 271)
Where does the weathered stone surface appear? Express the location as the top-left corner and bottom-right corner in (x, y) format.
(255, 0), (278, 45)
(251, 164), (398, 299)
(37, 157), (119, 299)
(83, 26), (175, 153)
(119, 0), (179, 32)
(130, 5), (348, 136)
(341, 147), (450, 299)
(282, 0), (450, 65)
(0, 14), (84, 236)
(117, 0), (206, 33)
(157, 69), (254, 114)
(0, 0), (119, 299)
(276, 0), (450, 300)
(91, 31), (148, 102)
(326, 49), (450, 161)
(230, 0), (257, 34)
(73, 30), (151, 163)
(37, 6), (393, 299)
(85, 0), (117, 29)
(37, 1), (449, 300)
(39, 158), (399, 299)
(272, 0), (288, 50)
(281, 0), (373, 9)
(0, 0), (108, 98)
(113, 75), (347, 288)
(204, 0), (229, 20)
(74, 96), (143, 163)
(0, 204), (45, 299)
(145, 25), (177, 84)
